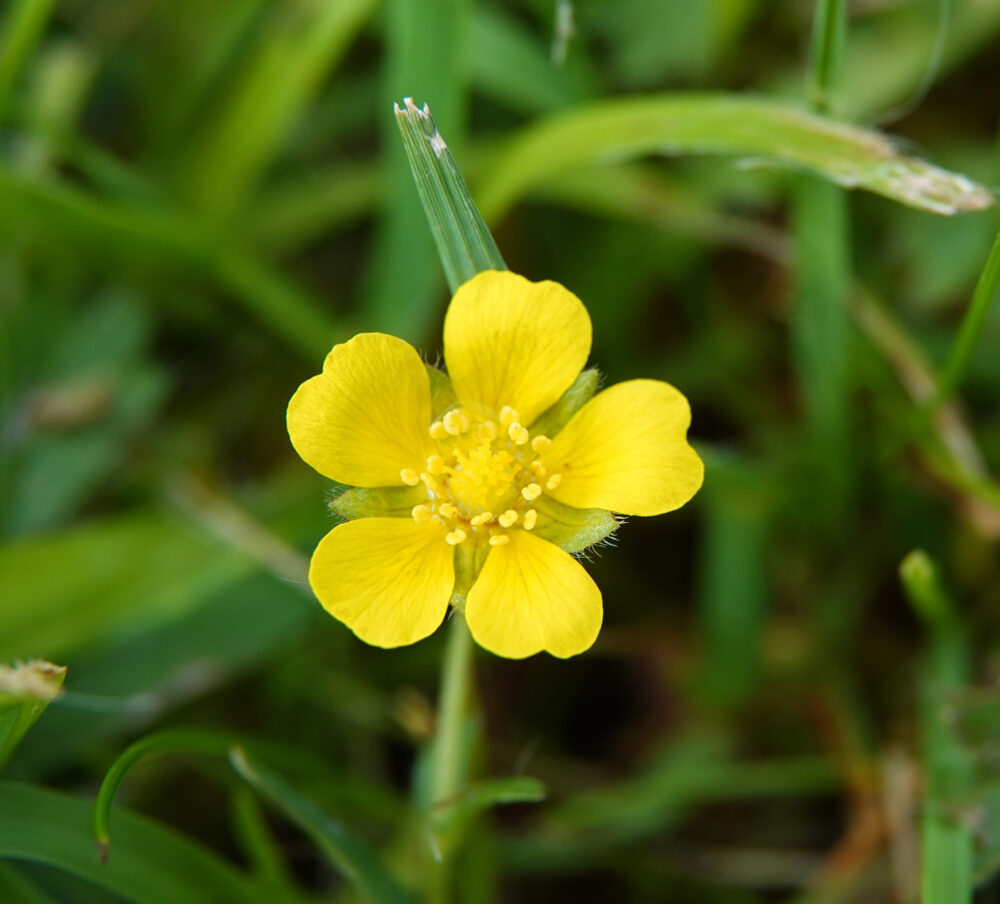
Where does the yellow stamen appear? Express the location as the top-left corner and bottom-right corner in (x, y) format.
(420, 472), (438, 491)
(400, 468), (420, 486)
(489, 534), (509, 546)
(476, 421), (497, 442)
(530, 461), (546, 478)
(531, 435), (552, 455)
(445, 529), (467, 545)
(439, 502), (459, 520)
(521, 483), (542, 502)
(499, 406), (518, 428)
(508, 422), (530, 445)
(426, 454), (445, 475)
(429, 421), (449, 440)
(546, 473), (562, 490)
(498, 509), (518, 528)
(411, 504), (432, 525)
(443, 408), (468, 435)
(523, 509), (537, 530)
(470, 511), (493, 527)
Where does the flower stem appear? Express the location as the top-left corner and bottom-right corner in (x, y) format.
(427, 613), (475, 902)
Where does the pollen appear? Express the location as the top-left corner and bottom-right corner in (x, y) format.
(522, 483), (542, 502)
(508, 422), (530, 445)
(443, 408), (469, 435)
(411, 504), (432, 525)
(531, 435), (552, 455)
(419, 402), (561, 544)
(400, 468), (420, 486)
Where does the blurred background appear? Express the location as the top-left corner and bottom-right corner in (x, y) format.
(2, 0), (1000, 901)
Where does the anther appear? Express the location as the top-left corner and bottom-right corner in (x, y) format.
(400, 468), (420, 486)
(439, 502), (459, 520)
(445, 529), (467, 545)
(426, 454), (445, 475)
(443, 409), (468, 435)
(411, 504), (432, 525)
(531, 435), (552, 455)
(429, 421), (449, 441)
(523, 509), (537, 530)
(489, 534), (510, 546)
(521, 483), (542, 502)
(470, 512), (493, 527)
(498, 509), (518, 528)
(530, 461), (546, 478)
(499, 406), (518, 428)
(546, 473), (562, 490)
(420, 472), (438, 491)
(476, 421), (497, 442)
(508, 422), (530, 445)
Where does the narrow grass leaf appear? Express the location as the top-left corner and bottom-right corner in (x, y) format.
(476, 95), (993, 220)
(900, 551), (974, 904)
(394, 98), (505, 294)
(936, 229), (1000, 401)
(0, 781), (271, 904)
(230, 746), (416, 904)
(0, 661), (65, 771)
(0, 0), (56, 122)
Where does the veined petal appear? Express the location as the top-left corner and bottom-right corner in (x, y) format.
(288, 333), (432, 486)
(309, 518), (454, 648)
(543, 379), (703, 516)
(443, 271), (591, 425)
(466, 530), (602, 659)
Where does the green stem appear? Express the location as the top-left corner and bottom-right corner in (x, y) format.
(935, 229), (1000, 403)
(427, 613), (475, 902)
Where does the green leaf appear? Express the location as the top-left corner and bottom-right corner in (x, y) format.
(531, 496), (617, 555)
(426, 364), (458, 417)
(330, 486), (424, 521)
(529, 368), (599, 438)
(0, 660), (65, 771)
(230, 746), (416, 904)
(93, 729), (237, 855)
(0, 781), (272, 904)
(394, 97), (505, 293)
(476, 94), (994, 220)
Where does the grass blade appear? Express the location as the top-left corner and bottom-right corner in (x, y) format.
(0, 781), (271, 904)
(230, 746), (416, 904)
(476, 94), (993, 220)
(900, 551), (974, 904)
(936, 229), (1000, 401)
(0, 661), (64, 770)
(395, 98), (505, 292)
(0, 0), (55, 123)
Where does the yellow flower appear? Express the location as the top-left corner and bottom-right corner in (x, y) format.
(287, 271), (703, 659)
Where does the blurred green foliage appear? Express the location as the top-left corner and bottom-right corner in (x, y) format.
(2, 0), (1000, 902)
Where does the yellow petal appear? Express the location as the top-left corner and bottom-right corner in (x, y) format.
(288, 333), (432, 486)
(544, 379), (703, 516)
(466, 530), (602, 659)
(309, 518), (454, 648)
(443, 271), (591, 425)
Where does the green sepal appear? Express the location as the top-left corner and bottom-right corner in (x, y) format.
(529, 368), (599, 438)
(532, 495), (618, 554)
(329, 485), (425, 520)
(0, 660), (66, 771)
(449, 541), (490, 612)
(426, 364), (457, 418)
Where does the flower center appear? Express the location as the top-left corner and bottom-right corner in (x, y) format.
(399, 405), (561, 546)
